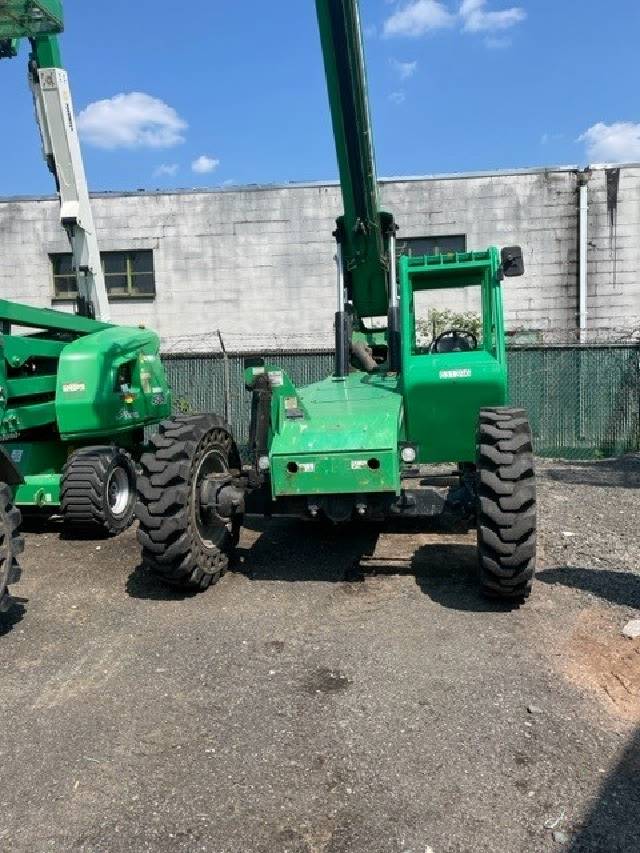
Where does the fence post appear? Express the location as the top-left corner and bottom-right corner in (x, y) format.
(217, 330), (230, 424)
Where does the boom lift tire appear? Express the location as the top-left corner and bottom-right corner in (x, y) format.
(61, 447), (137, 536)
(136, 415), (242, 591)
(0, 484), (24, 614)
(476, 408), (536, 602)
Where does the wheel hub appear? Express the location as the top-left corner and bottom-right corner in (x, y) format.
(193, 450), (231, 549)
(107, 466), (131, 517)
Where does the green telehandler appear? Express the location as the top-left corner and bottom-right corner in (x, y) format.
(0, 1), (172, 611)
(137, 0), (537, 603)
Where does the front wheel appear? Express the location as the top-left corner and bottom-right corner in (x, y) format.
(0, 484), (24, 614)
(61, 447), (137, 536)
(136, 415), (242, 591)
(476, 408), (536, 603)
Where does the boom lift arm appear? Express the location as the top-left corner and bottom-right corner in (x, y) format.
(0, 1), (110, 320)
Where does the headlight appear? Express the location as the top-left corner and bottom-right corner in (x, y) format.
(258, 455), (271, 472)
(401, 445), (417, 464)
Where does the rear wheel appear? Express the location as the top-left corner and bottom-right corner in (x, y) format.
(0, 484), (24, 614)
(136, 415), (242, 591)
(476, 407), (536, 602)
(61, 447), (137, 536)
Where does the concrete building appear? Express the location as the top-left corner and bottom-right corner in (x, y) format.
(1, 163), (638, 351)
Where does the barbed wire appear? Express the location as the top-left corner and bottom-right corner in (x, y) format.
(507, 326), (640, 346)
(160, 325), (640, 356)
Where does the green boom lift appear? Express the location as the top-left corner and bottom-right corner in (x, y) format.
(137, 0), (536, 603)
(0, 1), (172, 610)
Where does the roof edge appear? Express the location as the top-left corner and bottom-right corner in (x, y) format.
(2, 162), (639, 204)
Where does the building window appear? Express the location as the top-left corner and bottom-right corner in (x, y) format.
(397, 234), (467, 258)
(51, 253), (78, 299)
(51, 250), (156, 300)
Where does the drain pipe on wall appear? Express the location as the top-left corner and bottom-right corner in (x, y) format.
(578, 169), (591, 342)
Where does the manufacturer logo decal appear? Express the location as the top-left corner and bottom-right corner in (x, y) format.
(439, 369), (472, 380)
(63, 383), (86, 393)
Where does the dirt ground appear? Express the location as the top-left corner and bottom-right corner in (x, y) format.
(0, 456), (639, 853)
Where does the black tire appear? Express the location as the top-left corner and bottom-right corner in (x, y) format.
(61, 446), (137, 536)
(476, 407), (536, 602)
(136, 415), (242, 591)
(0, 484), (24, 614)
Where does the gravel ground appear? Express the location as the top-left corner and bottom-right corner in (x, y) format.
(0, 456), (638, 853)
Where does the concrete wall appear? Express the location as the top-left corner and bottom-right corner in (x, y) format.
(586, 167), (640, 330)
(0, 165), (638, 351)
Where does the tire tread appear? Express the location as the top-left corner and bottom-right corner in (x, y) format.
(136, 414), (241, 591)
(476, 408), (537, 602)
(61, 446), (136, 536)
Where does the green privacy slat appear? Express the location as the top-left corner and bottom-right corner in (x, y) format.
(161, 347), (639, 461)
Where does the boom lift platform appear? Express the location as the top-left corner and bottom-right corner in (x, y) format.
(137, 0), (537, 604)
(0, 1), (172, 610)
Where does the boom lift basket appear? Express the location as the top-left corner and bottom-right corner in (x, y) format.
(0, 1), (63, 38)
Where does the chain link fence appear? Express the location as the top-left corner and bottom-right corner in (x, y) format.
(160, 342), (640, 460)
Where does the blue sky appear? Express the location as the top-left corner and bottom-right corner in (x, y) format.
(1, 0), (639, 196)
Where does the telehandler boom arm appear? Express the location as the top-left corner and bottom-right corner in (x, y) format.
(315, 0), (394, 322)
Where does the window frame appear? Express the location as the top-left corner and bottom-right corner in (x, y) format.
(50, 249), (156, 302)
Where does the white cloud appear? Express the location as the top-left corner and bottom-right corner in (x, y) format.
(192, 155), (220, 174)
(391, 59), (418, 79)
(384, 0), (525, 44)
(154, 163), (179, 177)
(77, 92), (187, 150)
(579, 122), (640, 163)
(383, 1), (455, 37)
(389, 91), (407, 105)
(460, 0), (525, 33)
